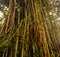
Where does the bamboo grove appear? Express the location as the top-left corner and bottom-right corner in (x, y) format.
(0, 0), (60, 57)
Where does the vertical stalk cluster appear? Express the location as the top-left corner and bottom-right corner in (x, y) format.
(0, 0), (60, 57)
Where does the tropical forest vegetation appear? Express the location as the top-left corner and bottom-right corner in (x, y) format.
(0, 0), (60, 57)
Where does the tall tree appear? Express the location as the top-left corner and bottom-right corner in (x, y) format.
(0, 0), (60, 57)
